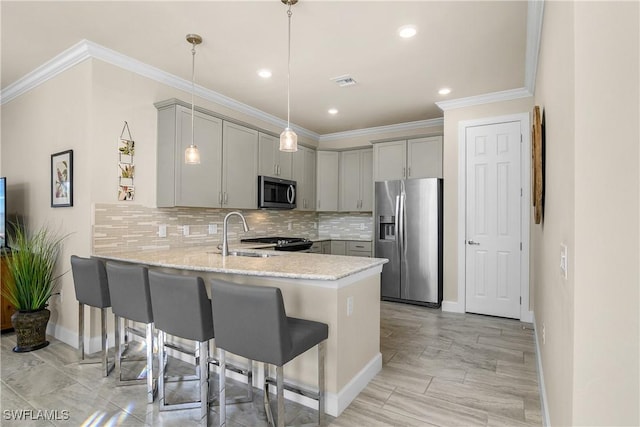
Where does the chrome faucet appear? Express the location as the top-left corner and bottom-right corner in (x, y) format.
(221, 211), (250, 256)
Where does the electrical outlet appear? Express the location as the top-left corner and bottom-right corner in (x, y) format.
(360, 223), (365, 230)
(158, 224), (167, 238)
(313, 222), (317, 229)
(542, 324), (546, 345)
(183, 225), (190, 236)
(346, 296), (354, 316)
(208, 224), (218, 235)
(288, 221), (292, 231)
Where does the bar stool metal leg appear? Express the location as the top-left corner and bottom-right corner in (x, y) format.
(78, 302), (114, 377)
(318, 341), (326, 426)
(219, 349), (226, 426)
(146, 323), (155, 404)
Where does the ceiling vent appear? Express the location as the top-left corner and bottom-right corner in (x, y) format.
(331, 75), (357, 87)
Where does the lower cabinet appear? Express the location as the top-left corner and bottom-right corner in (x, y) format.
(346, 241), (372, 257)
(309, 240), (372, 257)
(1, 255), (16, 331)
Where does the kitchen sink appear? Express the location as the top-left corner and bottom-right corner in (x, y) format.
(229, 251), (274, 258)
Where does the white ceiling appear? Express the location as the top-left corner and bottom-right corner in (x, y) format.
(1, 1), (528, 136)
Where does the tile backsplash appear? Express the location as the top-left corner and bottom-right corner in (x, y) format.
(93, 203), (373, 254)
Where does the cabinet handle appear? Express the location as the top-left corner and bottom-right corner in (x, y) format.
(408, 167), (411, 177)
(403, 167), (406, 178)
(219, 192), (223, 204)
(277, 165), (281, 176)
(274, 164), (278, 175)
(224, 192), (228, 204)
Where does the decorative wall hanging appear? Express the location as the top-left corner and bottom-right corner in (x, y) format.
(532, 106), (545, 224)
(51, 149), (73, 207)
(118, 121), (135, 201)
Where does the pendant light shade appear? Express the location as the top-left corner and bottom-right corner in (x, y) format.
(280, 0), (298, 152)
(279, 127), (298, 152)
(185, 33), (202, 165)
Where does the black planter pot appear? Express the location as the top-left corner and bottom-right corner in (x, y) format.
(11, 308), (50, 352)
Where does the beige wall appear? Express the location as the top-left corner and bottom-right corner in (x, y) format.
(534, 1), (640, 426)
(442, 97), (533, 303)
(531, 2), (576, 425)
(571, 2), (639, 425)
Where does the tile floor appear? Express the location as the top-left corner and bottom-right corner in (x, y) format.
(1, 302), (541, 426)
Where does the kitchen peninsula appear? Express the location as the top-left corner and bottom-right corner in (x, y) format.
(95, 246), (387, 417)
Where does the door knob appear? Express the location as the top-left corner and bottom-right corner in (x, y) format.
(468, 240), (480, 245)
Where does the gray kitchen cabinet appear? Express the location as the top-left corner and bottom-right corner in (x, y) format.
(347, 241), (372, 257)
(258, 132), (292, 179)
(222, 122), (259, 209)
(292, 145), (316, 211)
(310, 242), (322, 253)
(373, 136), (442, 181)
(321, 240), (331, 254)
(157, 103), (223, 207)
(316, 151), (339, 211)
(330, 240), (346, 255)
(340, 148), (373, 212)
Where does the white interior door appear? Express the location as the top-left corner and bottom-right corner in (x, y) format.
(465, 121), (522, 318)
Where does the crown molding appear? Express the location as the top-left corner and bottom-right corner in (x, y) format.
(0, 39), (320, 141)
(319, 117), (444, 143)
(435, 87), (532, 111)
(525, 0), (545, 93)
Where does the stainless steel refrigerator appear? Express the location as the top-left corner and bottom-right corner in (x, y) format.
(375, 178), (443, 307)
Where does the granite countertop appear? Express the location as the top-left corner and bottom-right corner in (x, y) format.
(95, 245), (387, 281)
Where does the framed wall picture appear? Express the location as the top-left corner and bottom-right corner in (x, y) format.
(51, 149), (73, 207)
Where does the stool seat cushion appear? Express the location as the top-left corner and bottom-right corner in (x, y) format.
(211, 279), (328, 367)
(287, 317), (329, 362)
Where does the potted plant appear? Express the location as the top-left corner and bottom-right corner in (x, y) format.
(1, 222), (66, 352)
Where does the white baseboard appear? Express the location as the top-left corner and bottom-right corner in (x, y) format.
(532, 314), (551, 427)
(46, 320), (118, 354)
(441, 300), (464, 313)
(521, 309), (534, 323)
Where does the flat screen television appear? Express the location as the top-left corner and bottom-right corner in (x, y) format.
(0, 177), (6, 248)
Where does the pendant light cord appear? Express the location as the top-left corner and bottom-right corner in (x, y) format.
(191, 42), (196, 146)
(287, 5), (292, 128)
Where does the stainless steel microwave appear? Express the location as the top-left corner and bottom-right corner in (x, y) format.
(258, 176), (296, 209)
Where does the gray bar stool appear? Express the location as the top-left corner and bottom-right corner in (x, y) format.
(106, 262), (156, 403)
(148, 270), (214, 421)
(210, 279), (328, 427)
(70, 255), (115, 377)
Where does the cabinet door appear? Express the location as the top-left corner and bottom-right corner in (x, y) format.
(222, 122), (258, 209)
(316, 151), (339, 211)
(340, 150), (361, 211)
(258, 133), (278, 177)
(303, 147), (316, 210)
(292, 147), (305, 209)
(373, 140), (406, 181)
(321, 241), (331, 254)
(407, 136), (443, 178)
(175, 106), (223, 207)
(330, 240), (346, 255)
(360, 149), (374, 211)
(278, 150), (293, 180)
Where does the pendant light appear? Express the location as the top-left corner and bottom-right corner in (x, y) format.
(185, 34), (202, 164)
(279, 0), (298, 152)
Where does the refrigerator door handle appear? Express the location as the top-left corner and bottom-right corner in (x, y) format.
(400, 192), (406, 251)
(395, 195), (401, 249)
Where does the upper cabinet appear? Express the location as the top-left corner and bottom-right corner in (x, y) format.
(316, 151), (339, 212)
(340, 148), (373, 212)
(292, 145), (316, 211)
(222, 122), (259, 209)
(373, 136), (442, 181)
(258, 133), (292, 179)
(156, 102), (258, 209)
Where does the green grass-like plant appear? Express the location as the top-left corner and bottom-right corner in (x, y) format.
(2, 222), (67, 311)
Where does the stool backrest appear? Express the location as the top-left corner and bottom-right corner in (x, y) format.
(106, 262), (153, 324)
(148, 270), (214, 342)
(210, 279), (292, 366)
(70, 255), (110, 308)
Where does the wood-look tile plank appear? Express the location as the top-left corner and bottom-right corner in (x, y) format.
(383, 387), (488, 426)
(329, 399), (436, 427)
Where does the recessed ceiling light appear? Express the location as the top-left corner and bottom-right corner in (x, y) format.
(398, 25), (417, 39)
(328, 108), (339, 115)
(438, 87), (451, 95)
(257, 69), (272, 78)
